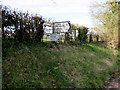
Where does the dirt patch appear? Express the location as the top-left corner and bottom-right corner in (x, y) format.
(105, 70), (120, 89)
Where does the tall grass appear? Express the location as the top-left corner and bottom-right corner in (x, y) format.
(2, 40), (119, 88)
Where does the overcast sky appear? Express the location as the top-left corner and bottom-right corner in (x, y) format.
(1, 0), (107, 28)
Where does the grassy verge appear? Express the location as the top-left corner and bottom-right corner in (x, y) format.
(2, 40), (120, 88)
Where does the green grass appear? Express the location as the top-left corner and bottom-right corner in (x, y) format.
(2, 40), (120, 88)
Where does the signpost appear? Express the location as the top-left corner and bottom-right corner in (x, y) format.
(43, 21), (71, 41)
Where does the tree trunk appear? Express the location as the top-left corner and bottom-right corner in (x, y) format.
(2, 26), (5, 39)
(89, 34), (93, 42)
(118, 2), (120, 48)
(96, 35), (99, 41)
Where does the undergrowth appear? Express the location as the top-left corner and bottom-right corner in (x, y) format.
(2, 40), (119, 88)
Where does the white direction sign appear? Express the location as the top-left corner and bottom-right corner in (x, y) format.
(46, 33), (60, 41)
(44, 21), (71, 41)
(43, 21), (71, 34)
(54, 21), (71, 33)
(43, 23), (53, 34)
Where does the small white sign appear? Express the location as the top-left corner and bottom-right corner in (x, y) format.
(43, 23), (53, 34)
(46, 33), (60, 41)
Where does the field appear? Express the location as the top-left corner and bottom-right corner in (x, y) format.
(2, 40), (120, 88)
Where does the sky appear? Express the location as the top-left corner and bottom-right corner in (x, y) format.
(1, 0), (107, 28)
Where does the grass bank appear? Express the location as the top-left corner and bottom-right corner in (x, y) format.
(2, 40), (120, 88)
